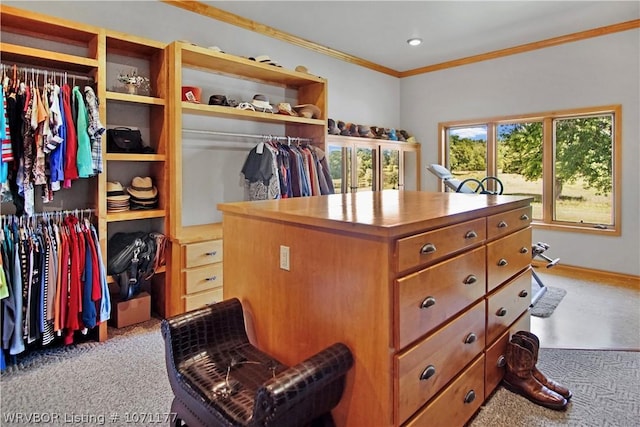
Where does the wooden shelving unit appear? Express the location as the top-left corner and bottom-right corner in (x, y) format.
(166, 40), (328, 316)
(102, 30), (170, 317)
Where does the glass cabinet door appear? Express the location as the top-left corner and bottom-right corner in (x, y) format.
(327, 144), (352, 193)
(381, 147), (400, 190)
(355, 145), (376, 192)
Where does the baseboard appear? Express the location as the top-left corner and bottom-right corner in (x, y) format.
(532, 260), (640, 290)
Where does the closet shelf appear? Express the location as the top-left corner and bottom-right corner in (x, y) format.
(105, 91), (166, 105)
(0, 42), (99, 74)
(327, 134), (421, 149)
(182, 102), (324, 125)
(1, 6), (99, 44)
(104, 153), (166, 162)
(179, 42), (326, 88)
(106, 31), (166, 58)
(106, 210), (165, 222)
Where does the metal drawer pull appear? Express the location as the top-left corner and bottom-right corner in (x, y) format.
(520, 247), (529, 254)
(496, 307), (508, 317)
(520, 214), (529, 221)
(420, 296), (436, 309)
(464, 390), (476, 404)
(206, 276), (217, 281)
(497, 220), (508, 228)
(519, 290), (529, 298)
(419, 365), (436, 381)
(205, 251), (218, 256)
(465, 230), (478, 239)
(464, 333), (477, 344)
(420, 243), (437, 255)
(497, 258), (508, 267)
(497, 355), (506, 368)
(463, 275), (477, 285)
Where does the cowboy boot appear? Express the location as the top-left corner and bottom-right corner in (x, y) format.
(514, 331), (572, 400)
(503, 337), (568, 410)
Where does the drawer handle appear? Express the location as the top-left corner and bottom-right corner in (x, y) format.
(465, 230), (478, 239)
(497, 258), (508, 267)
(420, 296), (436, 309)
(420, 243), (437, 255)
(497, 220), (508, 228)
(519, 290), (529, 298)
(464, 333), (477, 344)
(419, 365), (436, 381)
(520, 214), (529, 221)
(464, 390), (476, 404)
(497, 355), (506, 368)
(206, 251), (218, 256)
(463, 275), (477, 285)
(496, 307), (508, 317)
(520, 247), (529, 254)
(206, 276), (218, 281)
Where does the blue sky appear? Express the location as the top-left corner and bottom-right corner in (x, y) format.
(450, 126), (487, 140)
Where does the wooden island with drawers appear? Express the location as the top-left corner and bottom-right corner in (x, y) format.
(218, 190), (533, 426)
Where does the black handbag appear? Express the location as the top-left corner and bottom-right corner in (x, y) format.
(108, 231), (160, 300)
(106, 127), (145, 153)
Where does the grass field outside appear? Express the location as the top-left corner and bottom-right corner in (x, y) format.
(452, 171), (612, 225)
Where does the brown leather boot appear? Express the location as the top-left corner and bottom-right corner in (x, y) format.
(514, 331), (573, 400)
(503, 337), (568, 410)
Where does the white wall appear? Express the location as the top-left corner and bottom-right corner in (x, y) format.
(400, 30), (640, 276)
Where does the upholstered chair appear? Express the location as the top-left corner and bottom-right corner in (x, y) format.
(161, 298), (353, 427)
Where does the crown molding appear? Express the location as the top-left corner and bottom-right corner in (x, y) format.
(161, 0), (401, 77)
(400, 19), (640, 77)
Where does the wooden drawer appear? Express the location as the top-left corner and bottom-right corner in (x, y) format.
(395, 246), (486, 349)
(185, 263), (223, 294)
(396, 218), (485, 273)
(404, 355), (485, 427)
(484, 311), (531, 398)
(184, 240), (223, 268)
(396, 300), (485, 424)
(486, 269), (532, 344)
(487, 227), (531, 292)
(184, 287), (223, 311)
(487, 206), (532, 241)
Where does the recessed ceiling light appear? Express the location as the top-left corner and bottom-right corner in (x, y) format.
(407, 38), (422, 47)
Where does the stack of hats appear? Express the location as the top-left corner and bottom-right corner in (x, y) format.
(126, 176), (158, 210)
(106, 181), (130, 212)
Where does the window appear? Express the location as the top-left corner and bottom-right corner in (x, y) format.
(439, 105), (621, 235)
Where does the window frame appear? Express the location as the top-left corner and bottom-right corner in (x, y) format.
(438, 105), (621, 236)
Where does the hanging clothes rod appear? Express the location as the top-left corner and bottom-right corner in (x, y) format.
(1, 63), (95, 84)
(1, 208), (95, 221)
(182, 129), (313, 144)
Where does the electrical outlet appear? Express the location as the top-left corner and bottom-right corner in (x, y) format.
(280, 245), (290, 271)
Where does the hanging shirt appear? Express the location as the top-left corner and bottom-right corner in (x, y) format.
(50, 85), (66, 188)
(1, 85), (13, 163)
(83, 86), (104, 174)
(91, 225), (110, 323)
(61, 84), (78, 184)
(33, 87), (47, 185)
(72, 86), (93, 178)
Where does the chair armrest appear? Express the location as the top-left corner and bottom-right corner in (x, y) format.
(253, 342), (353, 424)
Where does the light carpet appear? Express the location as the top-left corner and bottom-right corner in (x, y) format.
(470, 348), (640, 426)
(2, 321), (638, 427)
(530, 286), (567, 318)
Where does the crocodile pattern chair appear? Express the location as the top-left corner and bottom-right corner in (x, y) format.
(161, 298), (354, 427)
